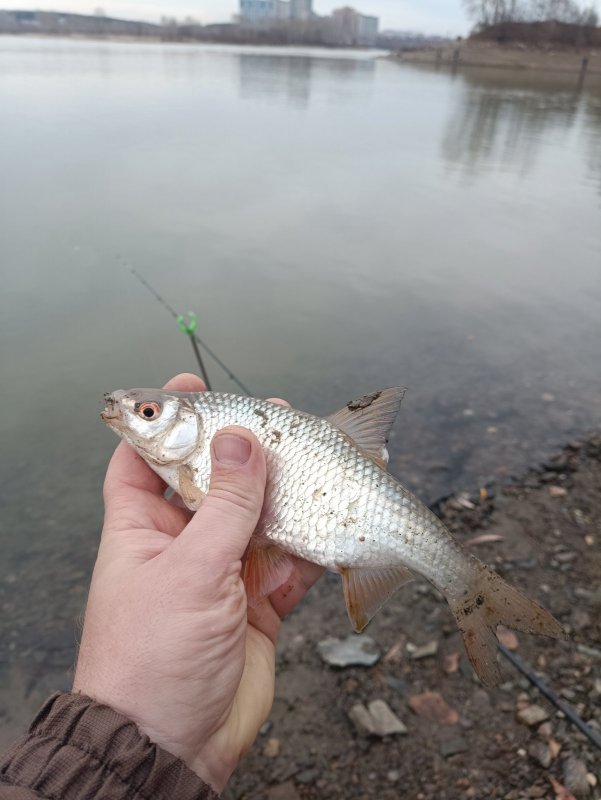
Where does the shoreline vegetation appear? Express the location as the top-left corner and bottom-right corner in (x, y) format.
(391, 39), (601, 78)
(2, 11), (601, 82)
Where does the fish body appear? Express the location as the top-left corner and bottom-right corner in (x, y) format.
(102, 387), (565, 686)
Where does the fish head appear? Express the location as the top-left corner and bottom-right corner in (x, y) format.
(101, 389), (201, 465)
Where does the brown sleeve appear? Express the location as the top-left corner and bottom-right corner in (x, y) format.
(0, 692), (219, 800)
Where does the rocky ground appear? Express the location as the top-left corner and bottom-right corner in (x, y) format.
(227, 435), (601, 800)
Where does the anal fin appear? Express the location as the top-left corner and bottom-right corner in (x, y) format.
(242, 539), (295, 607)
(341, 565), (414, 632)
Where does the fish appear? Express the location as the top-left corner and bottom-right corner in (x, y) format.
(101, 387), (565, 686)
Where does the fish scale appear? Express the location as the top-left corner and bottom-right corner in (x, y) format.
(102, 385), (566, 687)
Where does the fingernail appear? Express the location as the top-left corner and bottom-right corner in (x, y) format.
(213, 433), (251, 466)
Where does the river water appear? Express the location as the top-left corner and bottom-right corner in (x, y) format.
(0, 37), (600, 732)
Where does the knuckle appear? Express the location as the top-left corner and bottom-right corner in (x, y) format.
(208, 483), (262, 518)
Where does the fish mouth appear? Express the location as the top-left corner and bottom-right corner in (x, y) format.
(101, 392), (122, 423)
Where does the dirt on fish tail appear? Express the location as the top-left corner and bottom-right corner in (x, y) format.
(449, 561), (567, 687)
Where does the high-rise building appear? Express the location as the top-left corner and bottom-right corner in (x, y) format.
(331, 6), (378, 45)
(290, 0), (312, 20)
(356, 13), (378, 45)
(239, 0), (275, 22)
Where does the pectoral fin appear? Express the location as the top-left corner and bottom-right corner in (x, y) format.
(327, 387), (406, 469)
(242, 539), (295, 607)
(341, 564), (414, 632)
(177, 465), (206, 511)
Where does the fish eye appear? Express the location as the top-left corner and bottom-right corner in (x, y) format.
(137, 401), (162, 420)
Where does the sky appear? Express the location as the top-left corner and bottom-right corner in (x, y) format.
(5, 0), (471, 36)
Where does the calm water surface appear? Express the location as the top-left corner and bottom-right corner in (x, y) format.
(0, 37), (600, 728)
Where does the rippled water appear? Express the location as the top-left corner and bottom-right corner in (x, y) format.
(0, 37), (600, 731)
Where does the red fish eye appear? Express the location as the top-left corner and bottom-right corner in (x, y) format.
(139, 401), (161, 420)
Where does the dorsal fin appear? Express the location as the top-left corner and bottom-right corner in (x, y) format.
(326, 387), (406, 469)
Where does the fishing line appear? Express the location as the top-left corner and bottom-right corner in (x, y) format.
(498, 643), (601, 751)
(121, 259), (252, 395)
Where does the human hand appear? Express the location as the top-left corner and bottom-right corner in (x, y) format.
(74, 373), (323, 792)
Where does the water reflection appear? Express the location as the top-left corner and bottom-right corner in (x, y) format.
(583, 92), (601, 195)
(440, 67), (601, 180)
(238, 52), (375, 107)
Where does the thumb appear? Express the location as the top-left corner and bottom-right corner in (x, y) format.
(176, 426), (267, 565)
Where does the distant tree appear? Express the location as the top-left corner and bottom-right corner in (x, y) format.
(464, 0), (599, 24)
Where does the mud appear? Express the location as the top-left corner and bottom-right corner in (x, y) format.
(227, 435), (601, 800)
(0, 436), (599, 798)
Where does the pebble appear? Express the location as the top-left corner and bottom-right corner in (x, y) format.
(587, 773), (597, 788)
(409, 692), (459, 725)
(266, 782), (301, 800)
(563, 756), (590, 797)
(387, 770), (400, 783)
(295, 768), (319, 785)
(496, 626), (519, 651)
(570, 609), (591, 632)
(555, 551), (576, 563)
(527, 741), (552, 768)
(263, 737), (280, 758)
(444, 652), (460, 673)
(516, 705), (549, 727)
(439, 731), (468, 757)
(549, 485), (567, 497)
(537, 722), (553, 739)
(348, 699), (407, 737)
(407, 640), (439, 660)
(317, 635), (380, 667)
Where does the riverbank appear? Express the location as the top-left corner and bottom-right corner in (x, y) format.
(392, 40), (601, 81)
(228, 434), (601, 799)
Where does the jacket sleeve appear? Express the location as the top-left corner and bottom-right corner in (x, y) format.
(0, 692), (219, 800)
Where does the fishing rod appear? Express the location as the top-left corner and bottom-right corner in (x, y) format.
(126, 264), (252, 396)
(498, 642), (601, 751)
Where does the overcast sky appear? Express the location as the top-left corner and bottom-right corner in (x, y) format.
(7, 0), (471, 35)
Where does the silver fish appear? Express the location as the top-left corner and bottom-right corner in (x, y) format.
(101, 387), (565, 686)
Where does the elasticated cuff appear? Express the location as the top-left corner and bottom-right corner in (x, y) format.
(0, 692), (219, 800)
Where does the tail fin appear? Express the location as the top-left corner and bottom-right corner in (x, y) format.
(449, 563), (566, 687)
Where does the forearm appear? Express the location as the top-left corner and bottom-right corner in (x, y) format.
(0, 693), (219, 800)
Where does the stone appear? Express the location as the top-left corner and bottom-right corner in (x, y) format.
(263, 737), (280, 758)
(367, 699), (407, 736)
(537, 721), (552, 739)
(496, 626), (519, 650)
(387, 770), (400, 783)
(295, 768), (319, 785)
(528, 741), (552, 768)
(348, 700), (407, 737)
(516, 704), (549, 727)
(409, 691), (459, 725)
(549, 486), (567, 497)
(439, 731), (468, 757)
(563, 756), (590, 797)
(266, 782), (301, 800)
(444, 652), (460, 673)
(407, 640), (439, 660)
(317, 635), (380, 667)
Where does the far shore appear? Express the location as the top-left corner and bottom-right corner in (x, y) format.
(392, 39), (601, 80)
